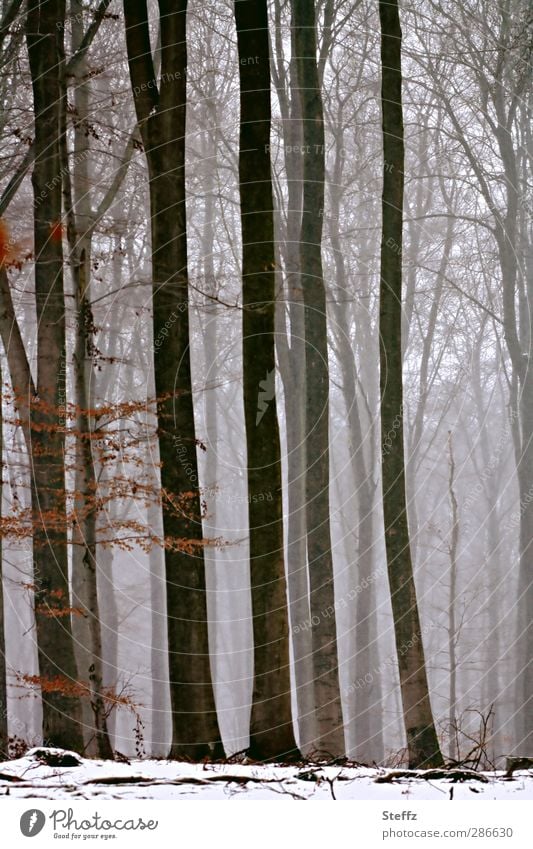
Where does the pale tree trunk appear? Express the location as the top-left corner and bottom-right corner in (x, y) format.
(405, 194), (452, 566)
(0, 231), (34, 757)
(515, 94), (533, 754)
(197, 105), (237, 747)
(0, 267), (34, 448)
(94, 542), (118, 744)
(26, 0), (83, 751)
(147, 476), (169, 756)
(401, 119), (435, 358)
(334, 317), (384, 764)
(234, 0), (299, 760)
(96, 228), (127, 749)
(123, 282), (171, 757)
(447, 432), (459, 763)
(378, 0), (443, 768)
(471, 335), (505, 757)
(327, 121), (384, 763)
(63, 0), (112, 759)
(133, 288), (170, 757)
(124, 0), (223, 758)
(293, 0), (344, 758)
(272, 1), (315, 753)
(516, 375), (533, 754)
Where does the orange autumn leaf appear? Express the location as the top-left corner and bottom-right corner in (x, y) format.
(0, 218), (28, 268)
(0, 219), (32, 269)
(0, 219), (10, 264)
(35, 605), (85, 618)
(49, 220), (64, 242)
(18, 673), (90, 698)
(17, 673), (142, 713)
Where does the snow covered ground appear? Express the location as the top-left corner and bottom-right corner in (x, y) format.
(0, 748), (532, 800)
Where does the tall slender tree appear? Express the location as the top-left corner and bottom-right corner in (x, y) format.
(61, 0), (113, 759)
(124, 0), (223, 759)
(26, 0), (83, 751)
(234, 0), (299, 761)
(378, 0), (443, 768)
(271, 0), (316, 753)
(293, 0), (345, 757)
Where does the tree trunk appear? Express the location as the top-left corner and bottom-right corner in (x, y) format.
(124, 0), (222, 759)
(234, 0), (299, 761)
(334, 346), (379, 763)
(197, 110), (229, 750)
(405, 212), (452, 568)
(471, 341), (504, 758)
(447, 432), (459, 763)
(493, 94), (533, 757)
(516, 373), (533, 755)
(327, 126), (384, 762)
(273, 7), (316, 753)
(26, 0), (83, 752)
(378, 0), (443, 768)
(293, 0), (345, 758)
(63, 0), (112, 759)
(96, 540), (118, 747)
(516, 95), (533, 755)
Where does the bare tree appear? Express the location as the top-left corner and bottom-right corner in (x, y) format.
(293, 0), (345, 758)
(123, 0), (223, 759)
(271, 0), (316, 754)
(378, 0), (443, 768)
(234, 0), (299, 761)
(26, 0), (84, 751)
(62, 0), (113, 759)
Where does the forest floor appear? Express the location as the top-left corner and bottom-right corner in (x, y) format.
(0, 748), (532, 800)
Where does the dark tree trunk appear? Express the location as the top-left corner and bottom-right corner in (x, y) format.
(293, 0), (344, 757)
(26, 0), (83, 752)
(234, 0), (299, 761)
(378, 0), (443, 769)
(124, 0), (223, 759)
